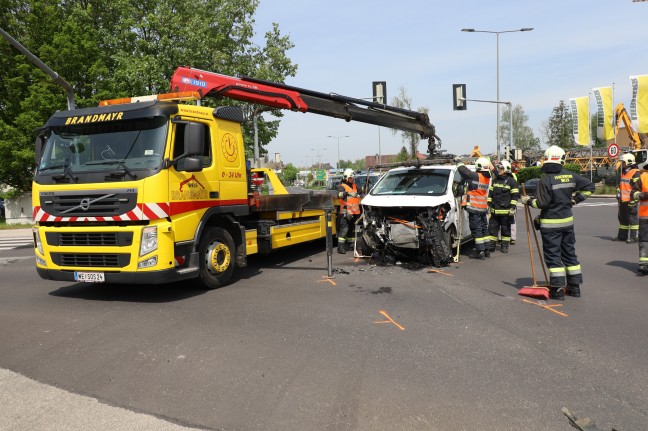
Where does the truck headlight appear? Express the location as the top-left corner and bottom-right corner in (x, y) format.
(32, 227), (44, 255)
(140, 226), (158, 256)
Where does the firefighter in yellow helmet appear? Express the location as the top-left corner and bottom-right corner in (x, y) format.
(487, 160), (519, 253)
(613, 153), (640, 243)
(337, 169), (361, 254)
(456, 156), (493, 259)
(519, 146), (594, 300)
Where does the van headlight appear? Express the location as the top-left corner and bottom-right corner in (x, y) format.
(140, 226), (158, 256)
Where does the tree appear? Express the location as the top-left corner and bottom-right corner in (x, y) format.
(499, 104), (540, 152)
(390, 87), (428, 158)
(280, 163), (298, 184)
(396, 146), (409, 162)
(0, 0), (296, 192)
(545, 100), (574, 149)
(590, 114), (606, 147)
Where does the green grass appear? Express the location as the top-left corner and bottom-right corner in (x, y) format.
(0, 220), (33, 230)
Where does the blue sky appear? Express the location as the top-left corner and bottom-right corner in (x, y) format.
(253, 0), (648, 167)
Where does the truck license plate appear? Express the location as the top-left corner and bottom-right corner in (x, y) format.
(74, 272), (105, 283)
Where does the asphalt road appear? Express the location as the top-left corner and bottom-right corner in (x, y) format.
(0, 197), (646, 430)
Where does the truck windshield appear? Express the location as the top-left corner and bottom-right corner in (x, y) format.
(371, 169), (450, 196)
(37, 117), (168, 181)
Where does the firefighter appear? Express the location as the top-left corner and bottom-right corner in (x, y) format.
(456, 156), (493, 260)
(487, 160), (519, 254)
(613, 153), (640, 243)
(337, 168), (361, 254)
(632, 171), (648, 274)
(520, 146), (595, 300)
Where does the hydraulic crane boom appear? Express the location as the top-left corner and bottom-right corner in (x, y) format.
(170, 66), (442, 156)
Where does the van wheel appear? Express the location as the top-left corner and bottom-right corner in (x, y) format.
(199, 227), (235, 289)
(445, 226), (458, 254)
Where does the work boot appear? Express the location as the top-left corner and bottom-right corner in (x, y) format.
(566, 284), (581, 297)
(627, 237), (638, 244)
(638, 264), (648, 275)
(510, 239), (516, 245)
(549, 287), (565, 301)
(337, 242), (347, 254)
(484, 249), (491, 258)
(501, 245), (509, 254)
(611, 236), (625, 242)
(469, 250), (486, 260)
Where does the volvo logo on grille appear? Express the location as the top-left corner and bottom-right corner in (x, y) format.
(80, 198), (91, 211)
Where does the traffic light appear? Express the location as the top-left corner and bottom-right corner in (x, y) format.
(452, 84), (466, 110)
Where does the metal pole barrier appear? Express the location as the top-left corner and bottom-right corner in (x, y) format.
(324, 207), (333, 277)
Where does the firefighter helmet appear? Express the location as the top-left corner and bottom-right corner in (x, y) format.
(343, 168), (355, 179)
(620, 153), (636, 165)
(543, 145), (566, 165)
(500, 160), (512, 173)
(475, 157), (490, 171)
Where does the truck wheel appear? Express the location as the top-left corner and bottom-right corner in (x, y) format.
(199, 227), (235, 289)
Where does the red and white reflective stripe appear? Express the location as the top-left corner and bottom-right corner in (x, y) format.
(33, 203), (170, 222)
(174, 256), (186, 267)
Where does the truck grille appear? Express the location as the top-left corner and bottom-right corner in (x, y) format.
(50, 253), (131, 268)
(45, 232), (134, 247)
(39, 189), (137, 217)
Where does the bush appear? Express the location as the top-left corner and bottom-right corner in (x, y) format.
(517, 163), (582, 185)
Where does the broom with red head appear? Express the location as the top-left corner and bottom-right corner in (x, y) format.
(518, 187), (550, 300)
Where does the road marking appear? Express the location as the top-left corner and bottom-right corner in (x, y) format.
(521, 299), (568, 317)
(317, 276), (336, 285)
(374, 310), (405, 331)
(0, 238), (33, 251)
(427, 269), (453, 276)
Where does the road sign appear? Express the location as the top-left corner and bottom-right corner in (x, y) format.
(316, 170), (326, 180)
(607, 143), (619, 158)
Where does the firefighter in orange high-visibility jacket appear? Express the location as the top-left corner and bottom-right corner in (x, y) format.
(337, 169), (361, 254)
(632, 171), (648, 274)
(456, 157), (493, 260)
(613, 153), (640, 243)
(520, 146), (595, 300)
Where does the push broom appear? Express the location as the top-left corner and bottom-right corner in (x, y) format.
(518, 187), (550, 299)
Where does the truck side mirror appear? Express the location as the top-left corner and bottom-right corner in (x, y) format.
(34, 134), (46, 165)
(184, 123), (204, 156)
(182, 157), (203, 172)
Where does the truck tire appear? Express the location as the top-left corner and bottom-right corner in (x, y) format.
(199, 227), (235, 289)
(445, 226), (458, 254)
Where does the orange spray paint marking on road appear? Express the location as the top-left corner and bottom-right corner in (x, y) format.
(521, 299), (568, 317)
(374, 310), (405, 331)
(427, 269), (453, 276)
(317, 276), (336, 286)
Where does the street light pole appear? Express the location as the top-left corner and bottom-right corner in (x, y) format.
(327, 135), (349, 172)
(311, 148), (325, 169)
(461, 27), (533, 161)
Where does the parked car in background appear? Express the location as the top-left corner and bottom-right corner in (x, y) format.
(522, 178), (539, 197)
(354, 172), (382, 195)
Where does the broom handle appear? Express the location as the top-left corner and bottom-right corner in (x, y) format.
(521, 184), (549, 282)
(528, 206), (549, 282)
(522, 187), (538, 286)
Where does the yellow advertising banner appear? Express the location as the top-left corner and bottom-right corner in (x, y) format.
(592, 87), (614, 141)
(569, 97), (590, 146)
(629, 75), (648, 133)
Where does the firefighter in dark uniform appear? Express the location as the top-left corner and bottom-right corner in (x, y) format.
(487, 160), (519, 254)
(520, 145), (595, 300)
(632, 171), (648, 274)
(337, 168), (361, 254)
(613, 153), (640, 243)
(456, 157), (493, 260)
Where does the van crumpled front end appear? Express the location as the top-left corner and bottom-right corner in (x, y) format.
(359, 204), (452, 267)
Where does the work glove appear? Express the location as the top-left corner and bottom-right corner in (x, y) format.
(348, 192), (358, 198)
(634, 191), (648, 200)
(570, 198), (577, 207)
(509, 208), (516, 216)
(628, 200), (638, 208)
(338, 192), (346, 199)
(519, 195), (531, 206)
(616, 188), (621, 201)
(454, 156), (463, 163)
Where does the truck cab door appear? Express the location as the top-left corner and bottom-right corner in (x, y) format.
(169, 120), (217, 242)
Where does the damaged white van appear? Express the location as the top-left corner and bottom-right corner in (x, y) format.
(356, 162), (473, 267)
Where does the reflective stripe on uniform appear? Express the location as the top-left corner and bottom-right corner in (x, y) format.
(566, 264), (581, 275)
(539, 216), (574, 229)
